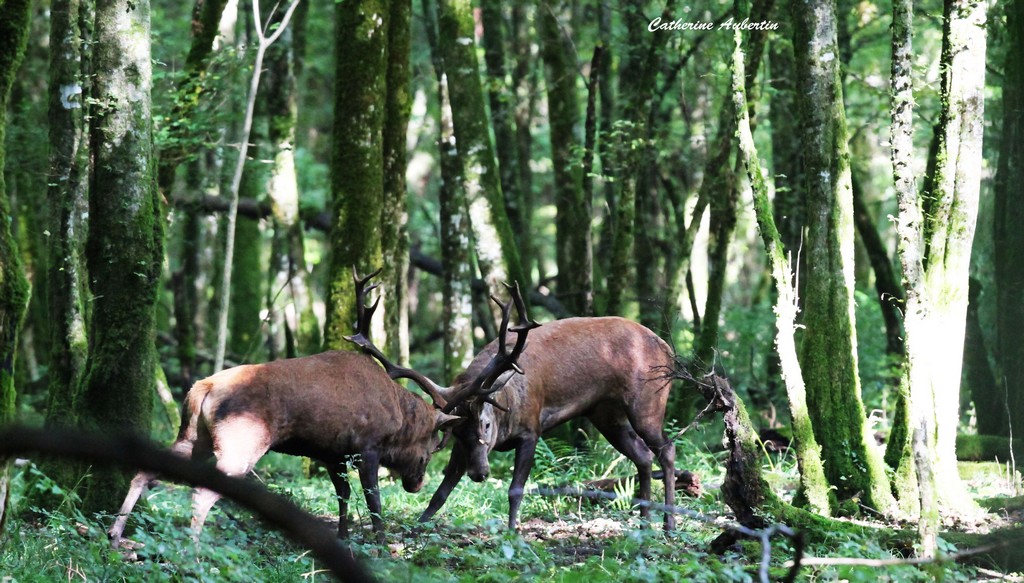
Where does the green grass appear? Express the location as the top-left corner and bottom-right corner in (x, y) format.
(1, 434), (1017, 581)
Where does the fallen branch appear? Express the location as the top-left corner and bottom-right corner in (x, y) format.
(0, 426), (374, 583)
(528, 486), (803, 583)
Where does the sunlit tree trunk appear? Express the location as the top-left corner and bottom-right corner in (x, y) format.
(792, 0), (895, 516)
(0, 0), (33, 531)
(890, 0), (987, 527)
(423, 0), (474, 379)
(323, 0), (389, 350)
(435, 0), (527, 297)
(78, 0), (163, 511)
(993, 0), (1024, 457)
(265, 6), (318, 360)
(540, 0), (591, 316)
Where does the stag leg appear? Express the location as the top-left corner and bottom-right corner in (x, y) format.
(589, 412), (655, 522)
(507, 437), (538, 531)
(326, 461), (352, 539)
(109, 438), (196, 547)
(191, 421), (271, 539)
(356, 451), (385, 543)
(633, 424), (676, 531)
(108, 470), (156, 547)
(420, 441), (468, 523)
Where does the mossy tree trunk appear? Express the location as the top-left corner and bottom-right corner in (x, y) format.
(791, 0), (895, 516)
(435, 0), (527, 298)
(423, 0), (474, 381)
(889, 0), (988, 524)
(323, 0), (389, 350)
(993, 0), (1024, 457)
(265, 5), (318, 360)
(731, 27), (832, 517)
(382, 0), (412, 366)
(78, 0), (164, 512)
(45, 0), (92, 429)
(0, 0), (33, 531)
(510, 1), (536, 283)
(540, 0), (592, 317)
(481, 0), (528, 285)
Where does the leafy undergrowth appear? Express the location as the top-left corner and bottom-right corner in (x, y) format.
(1, 435), (1021, 582)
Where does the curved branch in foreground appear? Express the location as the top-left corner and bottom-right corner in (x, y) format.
(0, 426), (375, 583)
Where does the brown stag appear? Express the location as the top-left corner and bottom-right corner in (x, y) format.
(417, 317), (681, 531)
(109, 269), (534, 546)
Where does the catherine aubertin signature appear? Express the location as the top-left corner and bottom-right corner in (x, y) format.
(648, 16), (780, 32)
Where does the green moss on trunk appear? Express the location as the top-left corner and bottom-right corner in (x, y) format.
(382, 0), (411, 365)
(78, 0), (162, 513)
(436, 0), (527, 295)
(791, 0), (894, 515)
(0, 0), (33, 428)
(324, 0), (389, 350)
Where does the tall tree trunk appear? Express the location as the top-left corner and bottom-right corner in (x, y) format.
(78, 0), (163, 512)
(265, 6), (318, 360)
(731, 27), (832, 515)
(540, 1), (592, 316)
(382, 0), (412, 366)
(423, 0), (476, 380)
(481, 0), (527, 276)
(435, 0), (527, 299)
(0, 0), (33, 531)
(891, 0), (988, 524)
(792, 0), (895, 515)
(510, 0), (535, 282)
(323, 0), (388, 350)
(45, 0), (91, 428)
(993, 0), (1024, 456)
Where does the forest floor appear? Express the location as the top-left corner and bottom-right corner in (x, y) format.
(1, 437), (1022, 581)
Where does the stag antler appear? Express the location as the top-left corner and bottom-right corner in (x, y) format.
(441, 281), (540, 413)
(344, 267), (451, 410)
(345, 267), (539, 414)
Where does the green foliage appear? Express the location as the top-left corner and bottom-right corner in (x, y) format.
(3, 442), (1014, 581)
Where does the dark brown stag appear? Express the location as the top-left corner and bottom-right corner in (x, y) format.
(109, 269), (532, 545)
(418, 317), (681, 531)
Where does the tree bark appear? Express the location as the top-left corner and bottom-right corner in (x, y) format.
(792, 0), (895, 515)
(382, 0), (412, 366)
(993, 0), (1024, 457)
(78, 0), (164, 512)
(731, 27), (832, 516)
(324, 0), (389, 350)
(436, 0), (527, 298)
(0, 0), (33, 531)
(540, 1), (592, 316)
(423, 0), (475, 381)
(264, 5), (319, 360)
(890, 0), (988, 521)
(45, 0), (92, 427)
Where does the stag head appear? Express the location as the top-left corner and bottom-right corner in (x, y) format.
(344, 267), (538, 423)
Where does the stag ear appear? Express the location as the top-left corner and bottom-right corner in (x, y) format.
(433, 411), (462, 432)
